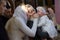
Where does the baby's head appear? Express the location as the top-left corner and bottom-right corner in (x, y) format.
(36, 6), (47, 16)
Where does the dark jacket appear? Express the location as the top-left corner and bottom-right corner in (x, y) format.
(0, 15), (9, 40)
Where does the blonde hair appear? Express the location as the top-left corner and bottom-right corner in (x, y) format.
(25, 4), (35, 11)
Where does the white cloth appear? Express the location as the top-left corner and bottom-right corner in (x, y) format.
(5, 6), (38, 40)
(38, 15), (58, 38)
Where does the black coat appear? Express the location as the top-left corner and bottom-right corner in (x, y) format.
(27, 20), (33, 29)
(0, 15), (9, 40)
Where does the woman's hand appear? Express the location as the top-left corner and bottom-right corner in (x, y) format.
(32, 13), (39, 18)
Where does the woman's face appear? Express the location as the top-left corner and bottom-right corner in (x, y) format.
(0, 1), (7, 14)
(27, 8), (35, 16)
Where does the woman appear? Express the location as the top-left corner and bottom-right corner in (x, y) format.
(26, 4), (36, 28)
(5, 4), (38, 40)
(26, 4), (39, 40)
(0, 0), (9, 40)
(36, 6), (58, 40)
(47, 8), (57, 29)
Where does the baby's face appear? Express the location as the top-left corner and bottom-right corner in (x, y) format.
(37, 10), (42, 15)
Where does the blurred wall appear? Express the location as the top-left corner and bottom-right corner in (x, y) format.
(55, 0), (60, 24)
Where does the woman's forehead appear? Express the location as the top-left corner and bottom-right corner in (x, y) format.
(2, 1), (6, 5)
